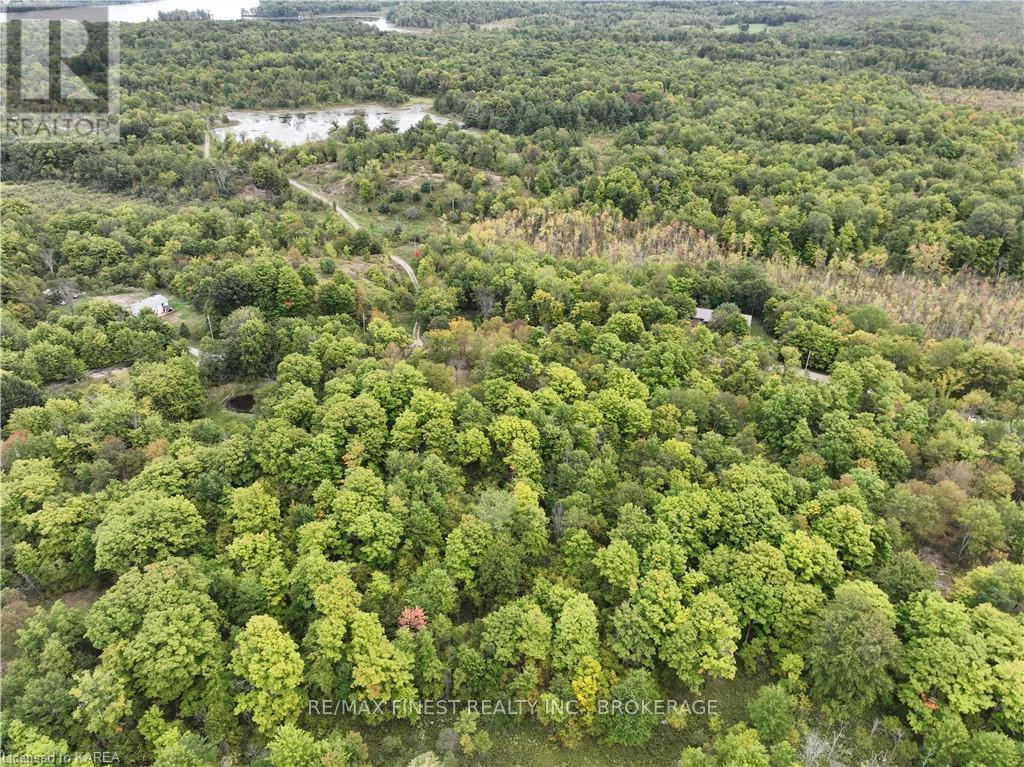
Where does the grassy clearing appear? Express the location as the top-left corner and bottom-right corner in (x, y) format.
(715, 23), (770, 34)
(915, 85), (1024, 114)
(165, 296), (209, 339)
(73, 290), (202, 336)
(335, 715), (690, 767)
(296, 158), (499, 241)
(317, 672), (769, 767)
(353, 196), (441, 240)
(478, 720), (687, 767)
(1, 180), (142, 211)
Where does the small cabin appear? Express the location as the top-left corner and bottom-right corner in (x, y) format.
(130, 294), (173, 317)
(797, 369), (831, 384)
(691, 306), (753, 328)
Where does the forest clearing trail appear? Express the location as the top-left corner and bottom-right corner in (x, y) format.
(287, 178), (361, 230)
(389, 255), (422, 347)
(288, 176), (419, 344)
(389, 254), (419, 290)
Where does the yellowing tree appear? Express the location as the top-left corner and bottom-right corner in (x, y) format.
(230, 615), (304, 736)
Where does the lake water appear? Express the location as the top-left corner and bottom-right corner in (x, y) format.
(360, 15), (415, 33)
(213, 103), (452, 146)
(1, 0), (251, 22)
(1, 1), (409, 29)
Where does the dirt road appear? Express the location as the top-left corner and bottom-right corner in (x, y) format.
(287, 178), (361, 230)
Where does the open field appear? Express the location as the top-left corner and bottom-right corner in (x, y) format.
(0, 181), (142, 211)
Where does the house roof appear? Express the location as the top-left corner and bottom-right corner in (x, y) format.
(797, 369), (831, 384)
(693, 307), (753, 326)
(130, 294), (170, 315)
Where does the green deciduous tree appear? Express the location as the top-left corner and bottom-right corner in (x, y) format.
(269, 724), (321, 767)
(594, 538), (640, 594)
(332, 466), (404, 566)
(898, 591), (997, 735)
(598, 669), (661, 746)
(226, 480), (281, 536)
(747, 683), (795, 746)
(660, 590), (741, 690)
(230, 615), (304, 736)
(481, 598), (551, 668)
(807, 581), (901, 717)
(132, 356), (204, 421)
(94, 491), (206, 573)
(552, 593), (599, 673)
(84, 559), (223, 717)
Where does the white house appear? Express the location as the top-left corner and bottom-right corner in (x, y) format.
(130, 294), (172, 317)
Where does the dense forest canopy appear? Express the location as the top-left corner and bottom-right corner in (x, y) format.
(4, 1), (1023, 277)
(1, 2), (1022, 767)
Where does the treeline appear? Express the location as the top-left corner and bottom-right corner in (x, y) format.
(3, 83), (1020, 284)
(248, 0), (388, 18)
(485, 210), (1024, 348)
(0, 303), (183, 412)
(77, 3), (1020, 276)
(156, 9), (211, 21)
(778, 2), (1023, 91)
(8, 2), (1019, 280)
(251, 0), (1023, 91)
(0, 188), (345, 321)
(386, 1), (535, 28)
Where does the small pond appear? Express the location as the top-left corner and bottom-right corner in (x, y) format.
(224, 394), (255, 413)
(213, 103), (452, 146)
(359, 16), (420, 33)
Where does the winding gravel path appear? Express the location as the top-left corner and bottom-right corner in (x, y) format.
(389, 254), (419, 290)
(287, 178), (361, 230)
(287, 178), (422, 347)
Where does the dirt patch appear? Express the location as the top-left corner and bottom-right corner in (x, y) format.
(394, 170), (446, 191)
(54, 587), (105, 611)
(88, 290), (147, 310)
(296, 163), (353, 197)
(44, 364), (130, 393)
(86, 365), (130, 380)
(482, 171), (505, 188)
(0, 590), (35, 669)
(917, 546), (954, 594)
(479, 17), (521, 30)
(0, 587), (104, 672)
(239, 184), (271, 202)
(323, 178), (355, 198)
(338, 260), (373, 277)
